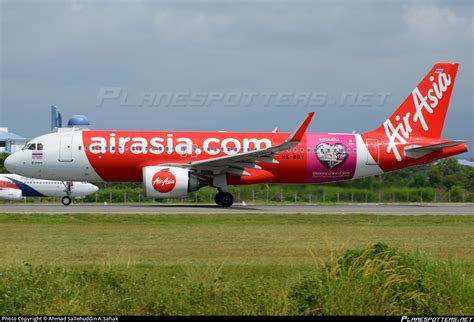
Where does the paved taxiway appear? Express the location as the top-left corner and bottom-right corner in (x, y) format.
(0, 203), (472, 215)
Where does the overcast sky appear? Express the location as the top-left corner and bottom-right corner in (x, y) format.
(1, 0), (473, 157)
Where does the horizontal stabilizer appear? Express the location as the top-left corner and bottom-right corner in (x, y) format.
(404, 140), (467, 159)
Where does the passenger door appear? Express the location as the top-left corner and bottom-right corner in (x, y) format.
(59, 136), (73, 162)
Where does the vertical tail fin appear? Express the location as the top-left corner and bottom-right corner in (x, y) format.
(362, 63), (461, 166)
(372, 62), (458, 139)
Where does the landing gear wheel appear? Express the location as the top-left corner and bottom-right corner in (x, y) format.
(215, 192), (234, 207)
(214, 193), (223, 206)
(61, 196), (72, 206)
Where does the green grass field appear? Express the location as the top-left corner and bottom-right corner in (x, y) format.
(0, 213), (473, 315)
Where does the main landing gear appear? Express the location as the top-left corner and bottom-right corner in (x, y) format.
(212, 174), (234, 207)
(214, 191), (234, 207)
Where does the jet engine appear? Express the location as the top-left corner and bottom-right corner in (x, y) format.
(0, 188), (23, 201)
(142, 166), (207, 198)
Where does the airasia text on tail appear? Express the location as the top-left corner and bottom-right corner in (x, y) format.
(384, 70), (453, 161)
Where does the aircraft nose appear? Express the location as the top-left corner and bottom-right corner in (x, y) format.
(4, 154), (18, 173)
(90, 184), (99, 193)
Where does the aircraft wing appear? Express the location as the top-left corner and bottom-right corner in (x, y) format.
(404, 140), (467, 159)
(162, 112), (314, 177)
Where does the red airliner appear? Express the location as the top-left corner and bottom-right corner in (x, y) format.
(5, 63), (468, 206)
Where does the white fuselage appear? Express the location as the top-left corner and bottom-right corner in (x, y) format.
(0, 173), (98, 200)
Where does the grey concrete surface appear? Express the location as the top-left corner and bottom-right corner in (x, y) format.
(0, 203), (472, 215)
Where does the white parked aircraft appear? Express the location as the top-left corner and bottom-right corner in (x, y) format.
(0, 173), (99, 205)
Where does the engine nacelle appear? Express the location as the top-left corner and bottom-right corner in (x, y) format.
(0, 188), (23, 201)
(143, 166), (204, 198)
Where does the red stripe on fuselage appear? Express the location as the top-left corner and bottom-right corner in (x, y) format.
(0, 179), (19, 189)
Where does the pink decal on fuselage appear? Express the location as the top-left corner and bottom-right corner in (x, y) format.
(305, 133), (357, 183)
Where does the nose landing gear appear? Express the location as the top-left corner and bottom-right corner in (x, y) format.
(61, 181), (73, 206)
(61, 196), (72, 206)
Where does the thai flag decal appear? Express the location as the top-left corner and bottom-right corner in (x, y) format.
(32, 150), (43, 159)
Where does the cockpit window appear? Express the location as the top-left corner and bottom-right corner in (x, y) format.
(23, 143), (43, 150)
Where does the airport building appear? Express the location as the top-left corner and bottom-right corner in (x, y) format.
(0, 107), (89, 155)
(0, 127), (29, 154)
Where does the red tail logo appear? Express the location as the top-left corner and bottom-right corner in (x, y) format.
(384, 68), (454, 161)
(364, 63), (459, 165)
(152, 171), (176, 193)
(362, 63), (459, 171)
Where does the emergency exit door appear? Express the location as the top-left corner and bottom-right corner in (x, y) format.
(365, 139), (379, 165)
